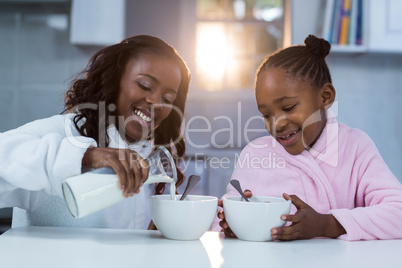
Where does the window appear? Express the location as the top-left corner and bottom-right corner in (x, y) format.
(196, 0), (285, 91)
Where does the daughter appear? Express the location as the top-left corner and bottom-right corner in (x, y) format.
(215, 35), (402, 241)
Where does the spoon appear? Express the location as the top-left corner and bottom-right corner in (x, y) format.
(229, 179), (250, 202)
(179, 175), (201, 201)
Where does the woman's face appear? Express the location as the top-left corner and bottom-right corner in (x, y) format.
(117, 54), (181, 143)
(255, 68), (327, 155)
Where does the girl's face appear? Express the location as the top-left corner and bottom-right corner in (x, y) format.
(255, 68), (328, 155)
(117, 54), (181, 143)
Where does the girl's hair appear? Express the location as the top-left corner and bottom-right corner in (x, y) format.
(256, 34), (332, 89)
(64, 35), (191, 194)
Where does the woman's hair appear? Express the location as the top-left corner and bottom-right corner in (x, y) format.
(64, 35), (191, 194)
(256, 34), (332, 89)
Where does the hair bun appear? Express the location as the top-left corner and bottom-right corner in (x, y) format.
(304, 34), (331, 58)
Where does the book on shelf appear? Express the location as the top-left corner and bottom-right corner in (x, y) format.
(322, 0), (364, 47)
(348, 0), (358, 45)
(322, 0), (335, 44)
(355, 0), (363, 45)
(331, 0), (343, 44)
(339, 0), (352, 45)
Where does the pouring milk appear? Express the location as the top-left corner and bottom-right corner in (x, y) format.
(62, 146), (177, 218)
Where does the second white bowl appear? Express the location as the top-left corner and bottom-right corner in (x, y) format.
(223, 195), (291, 242)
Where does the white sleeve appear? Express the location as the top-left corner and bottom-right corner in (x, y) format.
(0, 115), (97, 209)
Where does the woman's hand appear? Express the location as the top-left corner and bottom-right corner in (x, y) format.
(271, 193), (346, 240)
(217, 190), (253, 238)
(82, 147), (150, 198)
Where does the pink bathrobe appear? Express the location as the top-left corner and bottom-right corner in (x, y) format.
(213, 112), (402, 241)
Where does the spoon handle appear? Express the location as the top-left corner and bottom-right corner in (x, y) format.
(229, 179), (250, 202)
(180, 175), (201, 201)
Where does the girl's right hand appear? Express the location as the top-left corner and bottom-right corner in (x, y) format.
(217, 190), (253, 238)
(82, 147), (150, 198)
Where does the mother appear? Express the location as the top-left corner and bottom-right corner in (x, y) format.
(0, 35), (190, 229)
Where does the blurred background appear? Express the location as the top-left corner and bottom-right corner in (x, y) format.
(1, 0), (401, 232)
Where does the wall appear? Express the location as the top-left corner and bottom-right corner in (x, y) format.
(0, 3), (99, 131)
(0, 0), (185, 131)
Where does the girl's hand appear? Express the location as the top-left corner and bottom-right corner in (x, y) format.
(82, 147), (150, 198)
(217, 190), (253, 238)
(271, 193), (346, 241)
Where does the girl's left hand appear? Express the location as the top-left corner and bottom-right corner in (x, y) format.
(271, 193), (346, 241)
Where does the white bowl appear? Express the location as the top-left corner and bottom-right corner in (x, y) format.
(150, 195), (218, 240)
(223, 196), (291, 242)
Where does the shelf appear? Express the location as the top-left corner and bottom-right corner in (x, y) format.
(330, 44), (367, 53)
(321, 0), (402, 54)
(321, 0), (365, 52)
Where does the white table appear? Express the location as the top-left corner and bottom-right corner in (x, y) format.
(0, 226), (401, 268)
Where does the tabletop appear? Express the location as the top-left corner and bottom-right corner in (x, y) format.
(0, 226), (401, 268)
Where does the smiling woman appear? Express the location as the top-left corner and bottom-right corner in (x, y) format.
(65, 35), (191, 195)
(117, 54), (181, 143)
(0, 35), (191, 230)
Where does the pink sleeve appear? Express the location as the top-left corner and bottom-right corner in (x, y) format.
(329, 132), (402, 241)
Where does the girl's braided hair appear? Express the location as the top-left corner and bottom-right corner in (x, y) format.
(256, 34), (332, 89)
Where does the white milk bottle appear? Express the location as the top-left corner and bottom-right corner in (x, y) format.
(62, 146), (177, 218)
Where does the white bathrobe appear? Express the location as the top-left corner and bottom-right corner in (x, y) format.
(0, 114), (154, 229)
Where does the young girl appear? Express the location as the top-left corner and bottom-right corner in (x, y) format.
(215, 35), (402, 241)
(0, 35), (190, 229)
